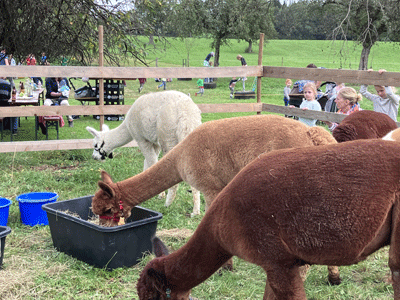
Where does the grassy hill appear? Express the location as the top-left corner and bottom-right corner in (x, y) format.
(0, 38), (398, 299)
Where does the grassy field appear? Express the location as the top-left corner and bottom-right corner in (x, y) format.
(0, 38), (399, 299)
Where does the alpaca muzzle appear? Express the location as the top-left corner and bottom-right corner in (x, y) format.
(99, 200), (123, 224)
(94, 141), (113, 160)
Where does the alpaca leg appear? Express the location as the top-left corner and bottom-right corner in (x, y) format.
(327, 265), (341, 285)
(221, 258), (234, 271)
(190, 187), (201, 217)
(164, 184), (179, 207)
(138, 141), (165, 198)
(393, 271), (400, 300)
(264, 265), (307, 300)
(299, 264), (311, 282)
(389, 202), (400, 300)
(203, 191), (219, 212)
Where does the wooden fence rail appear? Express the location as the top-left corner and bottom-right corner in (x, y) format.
(1, 64), (400, 153)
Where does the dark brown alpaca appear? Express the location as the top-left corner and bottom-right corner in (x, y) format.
(91, 114), (339, 282)
(333, 110), (398, 142)
(137, 139), (400, 300)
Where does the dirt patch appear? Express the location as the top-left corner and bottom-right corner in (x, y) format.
(31, 161), (81, 172)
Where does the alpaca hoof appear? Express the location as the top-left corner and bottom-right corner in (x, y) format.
(222, 264), (234, 272)
(190, 211), (200, 218)
(328, 276), (342, 286)
(216, 262), (234, 275)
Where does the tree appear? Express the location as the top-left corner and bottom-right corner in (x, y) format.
(0, 0), (159, 66)
(273, 0), (340, 40)
(324, 0), (399, 70)
(234, 0), (277, 53)
(172, 0), (276, 66)
(135, 0), (176, 45)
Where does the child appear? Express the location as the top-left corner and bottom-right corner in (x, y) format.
(195, 78), (204, 96)
(237, 55), (247, 91)
(360, 69), (400, 122)
(283, 79), (292, 106)
(229, 77), (240, 99)
(290, 82), (321, 127)
(138, 78), (146, 93)
(157, 78), (166, 90)
(205, 61), (213, 83)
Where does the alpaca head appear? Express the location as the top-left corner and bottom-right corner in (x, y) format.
(86, 124), (114, 160)
(92, 170), (131, 226)
(137, 237), (193, 300)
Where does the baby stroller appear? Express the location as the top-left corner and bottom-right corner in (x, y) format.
(288, 81), (338, 112)
(68, 77), (98, 105)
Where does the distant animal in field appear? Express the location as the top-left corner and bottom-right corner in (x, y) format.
(333, 110), (397, 142)
(91, 114), (339, 281)
(86, 90), (202, 215)
(137, 139), (400, 300)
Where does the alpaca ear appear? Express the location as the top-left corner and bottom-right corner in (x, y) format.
(98, 181), (115, 199)
(86, 126), (99, 138)
(101, 170), (114, 184)
(152, 236), (170, 257)
(102, 124), (110, 132)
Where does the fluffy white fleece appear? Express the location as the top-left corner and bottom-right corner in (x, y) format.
(87, 90), (202, 215)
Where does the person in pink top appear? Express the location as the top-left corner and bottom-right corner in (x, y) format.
(324, 87), (362, 131)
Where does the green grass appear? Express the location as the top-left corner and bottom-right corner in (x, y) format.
(0, 38), (399, 299)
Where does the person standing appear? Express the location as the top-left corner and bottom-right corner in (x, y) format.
(229, 77), (240, 99)
(138, 78), (146, 93)
(27, 54), (43, 86)
(61, 55), (68, 66)
(203, 52), (214, 67)
(0, 47), (9, 66)
(195, 78), (204, 96)
(283, 79), (292, 106)
(9, 54), (16, 66)
(157, 78), (167, 90)
(237, 54), (247, 91)
(0, 47), (15, 89)
(203, 52), (214, 83)
(40, 52), (48, 65)
(360, 69), (400, 122)
(0, 77), (18, 134)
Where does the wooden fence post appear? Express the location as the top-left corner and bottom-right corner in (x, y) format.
(257, 33), (265, 115)
(98, 25), (104, 129)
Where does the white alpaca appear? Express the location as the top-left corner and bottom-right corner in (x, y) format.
(86, 90), (202, 216)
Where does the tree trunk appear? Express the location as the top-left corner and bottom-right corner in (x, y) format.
(148, 35), (154, 45)
(245, 40), (253, 53)
(358, 45), (371, 70)
(214, 38), (221, 67)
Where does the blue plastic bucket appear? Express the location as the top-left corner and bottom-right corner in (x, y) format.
(16, 192), (58, 226)
(0, 198), (12, 226)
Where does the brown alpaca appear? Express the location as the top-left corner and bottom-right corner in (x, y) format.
(92, 114), (338, 281)
(333, 110), (398, 143)
(137, 139), (400, 300)
(383, 127), (400, 141)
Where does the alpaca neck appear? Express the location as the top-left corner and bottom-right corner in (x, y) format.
(116, 151), (182, 207)
(104, 122), (133, 152)
(161, 218), (231, 291)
